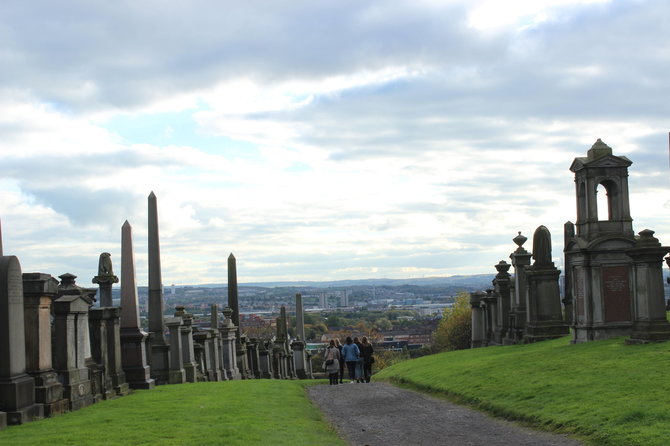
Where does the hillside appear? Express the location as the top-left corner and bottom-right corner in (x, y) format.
(374, 336), (670, 446)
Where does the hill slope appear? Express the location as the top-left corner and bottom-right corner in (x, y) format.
(374, 336), (670, 446)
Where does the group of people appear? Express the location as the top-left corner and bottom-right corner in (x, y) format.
(323, 336), (374, 385)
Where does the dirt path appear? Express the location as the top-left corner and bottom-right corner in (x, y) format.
(307, 382), (583, 446)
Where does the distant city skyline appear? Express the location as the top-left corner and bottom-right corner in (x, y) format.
(1, 1), (669, 285)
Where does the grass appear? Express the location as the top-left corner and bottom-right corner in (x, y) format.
(374, 336), (670, 446)
(0, 380), (345, 446)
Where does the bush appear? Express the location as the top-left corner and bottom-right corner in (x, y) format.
(433, 291), (472, 351)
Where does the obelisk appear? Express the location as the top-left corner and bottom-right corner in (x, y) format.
(0, 217), (3, 256)
(227, 253), (240, 341)
(147, 192), (169, 384)
(295, 293), (305, 341)
(119, 221), (155, 389)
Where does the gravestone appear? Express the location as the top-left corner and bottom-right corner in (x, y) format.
(625, 230), (670, 343)
(219, 307), (241, 380)
(147, 192), (170, 384)
(0, 256), (44, 424)
(174, 306), (198, 383)
(210, 304), (227, 380)
(246, 338), (261, 379)
(524, 226), (569, 342)
(469, 291), (486, 348)
(258, 340), (273, 379)
(23, 272), (68, 417)
(52, 274), (95, 411)
(165, 317), (186, 384)
(119, 221), (155, 389)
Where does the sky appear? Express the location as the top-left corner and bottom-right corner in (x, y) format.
(1, 0), (669, 285)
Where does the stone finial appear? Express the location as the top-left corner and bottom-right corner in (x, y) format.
(636, 229), (661, 248)
(587, 138), (613, 159)
(532, 225), (553, 267)
(512, 231), (529, 254)
(495, 260), (511, 275)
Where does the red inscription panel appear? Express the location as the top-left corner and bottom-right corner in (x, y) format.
(601, 266), (632, 322)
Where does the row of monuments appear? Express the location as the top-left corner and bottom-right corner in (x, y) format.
(0, 193), (312, 429)
(471, 140), (670, 347)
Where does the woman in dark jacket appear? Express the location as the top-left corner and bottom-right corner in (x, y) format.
(359, 336), (374, 383)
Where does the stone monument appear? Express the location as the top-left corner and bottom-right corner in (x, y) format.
(92, 252), (119, 307)
(23, 272), (68, 417)
(524, 226), (569, 342)
(0, 256), (44, 424)
(504, 232), (531, 344)
(147, 192), (170, 384)
(469, 291), (485, 348)
(219, 307), (241, 380)
(492, 261), (512, 344)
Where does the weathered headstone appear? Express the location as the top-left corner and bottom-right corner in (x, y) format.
(23, 272), (68, 417)
(258, 340), (273, 379)
(147, 192), (170, 384)
(53, 273), (94, 411)
(524, 226), (569, 342)
(119, 221), (155, 390)
(0, 256), (44, 424)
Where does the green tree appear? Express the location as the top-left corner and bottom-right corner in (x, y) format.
(433, 291), (472, 351)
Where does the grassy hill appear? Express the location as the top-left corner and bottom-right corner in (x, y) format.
(0, 380), (345, 446)
(374, 336), (670, 446)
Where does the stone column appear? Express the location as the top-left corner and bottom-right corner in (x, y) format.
(22, 272), (68, 417)
(165, 317), (186, 384)
(482, 289), (497, 346)
(493, 261), (512, 344)
(119, 221), (155, 390)
(470, 291), (486, 348)
(237, 335), (251, 379)
(295, 293), (305, 341)
(219, 307), (240, 380)
(0, 217), (3, 256)
(563, 222), (575, 325)
(0, 256), (43, 424)
(506, 232), (532, 344)
(174, 306), (198, 383)
(207, 329), (223, 381)
(626, 230), (670, 343)
(147, 193), (170, 384)
(92, 253), (119, 307)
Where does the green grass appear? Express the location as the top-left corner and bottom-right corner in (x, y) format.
(374, 336), (670, 446)
(0, 380), (345, 446)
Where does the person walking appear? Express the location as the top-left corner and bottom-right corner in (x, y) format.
(335, 338), (345, 384)
(353, 337), (364, 383)
(360, 336), (374, 383)
(323, 339), (341, 385)
(341, 336), (360, 383)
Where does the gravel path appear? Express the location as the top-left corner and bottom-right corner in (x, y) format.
(307, 382), (583, 446)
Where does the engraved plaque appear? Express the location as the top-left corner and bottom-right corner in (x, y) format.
(602, 266), (632, 322)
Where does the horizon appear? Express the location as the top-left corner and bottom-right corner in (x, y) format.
(2, 1), (670, 285)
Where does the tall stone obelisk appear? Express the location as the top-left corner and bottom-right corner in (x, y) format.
(227, 253), (240, 341)
(119, 221), (155, 389)
(147, 192), (170, 384)
(0, 217), (3, 256)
